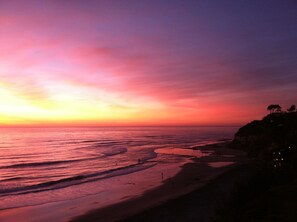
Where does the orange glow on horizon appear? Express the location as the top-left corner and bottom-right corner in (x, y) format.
(0, 73), (265, 126)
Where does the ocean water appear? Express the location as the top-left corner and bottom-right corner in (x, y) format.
(0, 126), (237, 210)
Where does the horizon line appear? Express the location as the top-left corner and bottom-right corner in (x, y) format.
(0, 124), (241, 128)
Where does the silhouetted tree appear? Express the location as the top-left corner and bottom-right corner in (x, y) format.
(267, 104), (282, 113)
(287, 105), (296, 113)
(275, 105), (282, 113)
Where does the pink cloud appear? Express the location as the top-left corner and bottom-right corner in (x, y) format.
(0, 1), (296, 126)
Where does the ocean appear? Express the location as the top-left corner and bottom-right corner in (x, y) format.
(0, 126), (237, 210)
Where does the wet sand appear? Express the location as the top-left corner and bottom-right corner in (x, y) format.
(71, 143), (249, 222)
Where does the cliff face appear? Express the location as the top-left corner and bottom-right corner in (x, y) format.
(231, 112), (297, 166)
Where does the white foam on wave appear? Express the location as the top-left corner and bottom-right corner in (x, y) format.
(101, 147), (128, 156)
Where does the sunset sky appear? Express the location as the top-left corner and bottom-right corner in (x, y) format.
(0, 0), (296, 126)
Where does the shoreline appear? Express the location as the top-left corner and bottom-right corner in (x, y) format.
(71, 142), (249, 222)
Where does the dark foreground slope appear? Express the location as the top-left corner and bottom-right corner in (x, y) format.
(213, 112), (297, 222)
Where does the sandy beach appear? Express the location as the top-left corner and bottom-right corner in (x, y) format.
(70, 143), (249, 222)
(0, 142), (248, 222)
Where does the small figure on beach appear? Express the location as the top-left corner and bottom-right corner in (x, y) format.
(138, 158), (141, 164)
(161, 172), (164, 181)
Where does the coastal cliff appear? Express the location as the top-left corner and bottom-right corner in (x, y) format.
(231, 112), (297, 168)
(212, 111), (297, 222)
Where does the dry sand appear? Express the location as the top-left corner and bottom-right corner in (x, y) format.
(71, 143), (251, 222)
